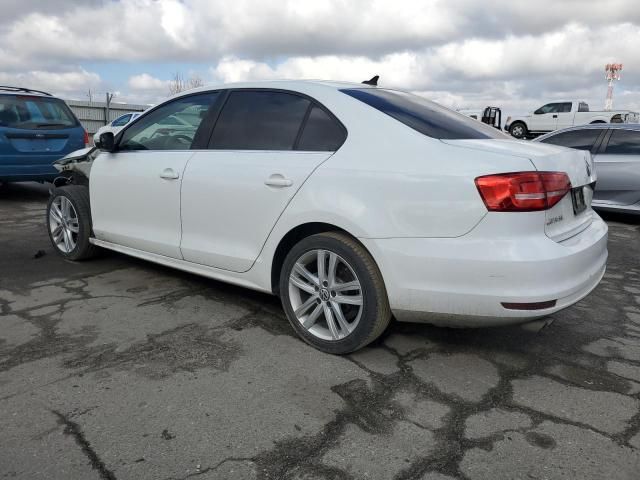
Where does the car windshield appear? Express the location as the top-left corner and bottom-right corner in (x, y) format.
(0, 94), (78, 130)
(341, 88), (506, 140)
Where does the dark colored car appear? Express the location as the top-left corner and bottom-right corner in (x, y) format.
(535, 123), (640, 215)
(0, 86), (87, 183)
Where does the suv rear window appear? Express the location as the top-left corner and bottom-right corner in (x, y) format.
(341, 88), (506, 140)
(0, 94), (78, 130)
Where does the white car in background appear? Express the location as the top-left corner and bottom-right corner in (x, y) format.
(49, 80), (608, 354)
(92, 112), (141, 145)
(505, 100), (639, 139)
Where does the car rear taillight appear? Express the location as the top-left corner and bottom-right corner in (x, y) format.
(83, 129), (89, 146)
(475, 172), (571, 212)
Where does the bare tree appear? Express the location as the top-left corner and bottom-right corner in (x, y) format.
(168, 72), (204, 95)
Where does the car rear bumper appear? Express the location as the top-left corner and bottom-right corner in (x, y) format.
(361, 211), (608, 327)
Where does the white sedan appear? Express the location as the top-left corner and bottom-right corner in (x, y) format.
(47, 80), (608, 354)
(92, 112), (142, 145)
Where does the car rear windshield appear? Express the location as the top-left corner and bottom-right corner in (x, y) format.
(341, 88), (506, 140)
(0, 94), (78, 130)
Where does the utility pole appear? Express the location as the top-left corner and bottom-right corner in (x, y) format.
(105, 92), (114, 126)
(604, 63), (623, 111)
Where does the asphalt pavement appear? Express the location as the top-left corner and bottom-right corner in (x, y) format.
(1, 182), (640, 480)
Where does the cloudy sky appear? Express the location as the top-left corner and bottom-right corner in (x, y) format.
(1, 0), (638, 115)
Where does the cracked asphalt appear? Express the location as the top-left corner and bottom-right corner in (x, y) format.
(1, 182), (640, 480)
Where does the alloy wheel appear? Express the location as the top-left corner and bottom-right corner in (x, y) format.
(288, 249), (363, 341)
(49, 196), (79, 253)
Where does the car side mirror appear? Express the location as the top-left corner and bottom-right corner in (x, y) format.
(98, 132), (116, 152)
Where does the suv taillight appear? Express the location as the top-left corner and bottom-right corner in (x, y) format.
(475, 172), (571, 212)
(83, 129), (89, 146)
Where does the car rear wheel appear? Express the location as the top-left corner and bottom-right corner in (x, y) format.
(47, 185), (99, 261)
(279, 232), (391, 354)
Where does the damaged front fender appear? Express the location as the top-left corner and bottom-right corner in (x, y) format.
(52, 147), (100, 186)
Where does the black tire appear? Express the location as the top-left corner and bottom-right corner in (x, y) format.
(590, 120), (606, 124)
(509, 122), (528, 139)
(279, 232), (392, 354)
(46, 185), (99, 261)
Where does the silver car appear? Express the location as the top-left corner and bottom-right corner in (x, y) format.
(536, 123), (640, 214)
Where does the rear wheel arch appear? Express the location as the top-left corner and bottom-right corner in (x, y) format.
(590, 120), (607, 124)
(270, 222), (378, 295)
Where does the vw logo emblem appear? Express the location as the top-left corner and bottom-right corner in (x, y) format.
(320, 288), (331, 302)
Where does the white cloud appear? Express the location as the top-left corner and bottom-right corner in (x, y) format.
(128, 73), (170, 91)
(0, 0), (639, 116)
(0, 68), (101, 98)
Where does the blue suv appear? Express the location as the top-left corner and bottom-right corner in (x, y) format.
(0, 86), (87, 183)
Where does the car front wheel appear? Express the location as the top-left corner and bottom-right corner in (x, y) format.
(47, 185), (99, 261)
(279, 232), (391, 354)
(509, 122), (527, 139)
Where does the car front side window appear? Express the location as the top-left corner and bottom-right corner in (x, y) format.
(535, 103), (560, 114)
(119, 93), (219, 151)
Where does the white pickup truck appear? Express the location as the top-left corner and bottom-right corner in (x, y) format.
(505, 101), (639, 139)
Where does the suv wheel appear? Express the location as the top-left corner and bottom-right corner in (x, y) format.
(279, 232), (391, 354)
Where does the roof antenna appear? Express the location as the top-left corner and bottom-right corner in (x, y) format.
(362, 75), (379, 86)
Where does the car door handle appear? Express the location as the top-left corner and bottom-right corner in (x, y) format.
(552, 114), (558, 118)
(160, 168), (179, 180)
(264, 174), (293, 188)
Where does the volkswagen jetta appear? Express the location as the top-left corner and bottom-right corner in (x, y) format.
(46, 80), (608, 354)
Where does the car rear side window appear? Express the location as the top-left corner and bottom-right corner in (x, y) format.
(341, 88), (505, 140)
(539, 129), (603, 151)
(604, 129), (640, 155)
(0, 95), (78, 130)
(210, 91), (310, 150)
(296, 106), (346, 151)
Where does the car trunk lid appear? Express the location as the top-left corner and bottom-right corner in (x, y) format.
(442, 139), (596, 242)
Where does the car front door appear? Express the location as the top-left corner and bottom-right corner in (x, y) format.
(593, 128), (640, 205)
(90, 92), (220, 258)
(180, 89), (347, 272)
(554, 102), (574, 130)
(529, 103), (561, 132)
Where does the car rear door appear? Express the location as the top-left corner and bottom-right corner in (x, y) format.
(90, 92), (220, 258)
(592, 128), (640, 205)
(180, 89), (346, 272)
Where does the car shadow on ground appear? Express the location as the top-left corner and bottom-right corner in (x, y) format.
(597, 209), (640, 225)
(0, 181), (51, 201)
